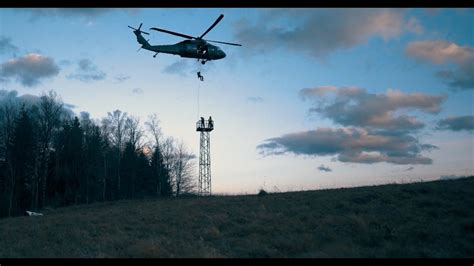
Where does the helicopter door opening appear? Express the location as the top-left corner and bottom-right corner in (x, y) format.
(197, 44), (208, 56)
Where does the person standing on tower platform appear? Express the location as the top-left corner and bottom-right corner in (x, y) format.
(208, 116), (213, 128)
(200, 117), (205, 128)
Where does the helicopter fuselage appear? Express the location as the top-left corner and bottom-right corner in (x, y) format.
(134, 31), (226, 61)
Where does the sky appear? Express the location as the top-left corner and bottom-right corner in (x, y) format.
(0, 8), (473, 194)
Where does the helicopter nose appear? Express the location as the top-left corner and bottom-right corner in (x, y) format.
(220, 50), (226, 59)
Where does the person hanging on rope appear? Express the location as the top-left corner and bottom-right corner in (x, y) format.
(197, 71), (204, 81)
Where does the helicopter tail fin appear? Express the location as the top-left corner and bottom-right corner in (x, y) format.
(129, 23), (151, 49)
(134, 31), (152, 49)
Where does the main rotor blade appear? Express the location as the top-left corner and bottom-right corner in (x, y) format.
(128, 25), (137, 30)
(205, 39), (242, 46)
(199, 14), (224, 39)
(150, 27), (194, 39)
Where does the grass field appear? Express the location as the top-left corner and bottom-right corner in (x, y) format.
(0, 176), (473, 258)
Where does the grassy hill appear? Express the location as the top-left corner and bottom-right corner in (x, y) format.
(0, 177), (473, 258)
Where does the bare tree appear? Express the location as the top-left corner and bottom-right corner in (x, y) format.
(0, 99), (18, 161)
(171, 140), (196, 197)
(81, 112), (105, 204)
(103, 110), (128, 196)
(160, 137), (175, 175)
(0, 99), (19, 216)
(145, 114), (164, 195)
(99, 118), (113, 201)
(105, 110), (128, 152)
(125, 116), (144, 149)
(37, 91), (63, 209)
(145, 113), (162, 149)
(0, 100), (17, 160)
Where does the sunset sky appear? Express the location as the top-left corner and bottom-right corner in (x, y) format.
(1, 8), (473, 194)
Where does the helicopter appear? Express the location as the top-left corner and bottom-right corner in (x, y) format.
(128, 14), (242, 65)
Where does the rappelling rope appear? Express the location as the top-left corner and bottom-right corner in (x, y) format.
(197, 78), (200, 121)
(196, 62), (204, 120)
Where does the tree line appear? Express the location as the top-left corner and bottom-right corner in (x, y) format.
(0, 90), (196, 218)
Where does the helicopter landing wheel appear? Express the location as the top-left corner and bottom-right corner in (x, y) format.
(201, 61), (206, 65)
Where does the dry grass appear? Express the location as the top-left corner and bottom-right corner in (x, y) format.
(0, 176), (473, 258)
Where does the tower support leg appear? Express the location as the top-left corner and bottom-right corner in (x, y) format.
(198, 131), (211, 196)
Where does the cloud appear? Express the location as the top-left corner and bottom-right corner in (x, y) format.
(17, 8), (140, 22)
(115, 74), (130, 83)
(64, 103), (77, 109)
(58, 59), (73, 67)
(234, 8), (422, 58)
(0, 89), (40, 107)
(0, 53), (60, 87)
(406, 40), (474, 90)
(404, 17), (424, 35)
(67, 59), (106, 82)
(437, 115), (474, 132)
(406, 40), (473, 65)
(162, 60), (189, 76)
(318, 164), (332, 172)
(132, 88), (143, 94)
(300, 86), (446, 131)
(0, 89), (75, 116)
(436, 63), (474, 90)
(247, 96), (264, 103)
(257, 127), (436, 165)
(440, 175), (467, 180)
(257, 85), (443, 166)
(0, 89), (19, 100)
(0, 36), (19, 55)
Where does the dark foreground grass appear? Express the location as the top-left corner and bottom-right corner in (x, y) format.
(0, 177), (473, 258)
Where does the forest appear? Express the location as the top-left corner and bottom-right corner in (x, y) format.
(0, 90), (196, 218)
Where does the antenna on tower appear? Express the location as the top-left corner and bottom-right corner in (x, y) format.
(196, 116), (214, 196)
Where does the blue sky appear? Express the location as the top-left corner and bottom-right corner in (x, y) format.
(0, 8), (473, 194)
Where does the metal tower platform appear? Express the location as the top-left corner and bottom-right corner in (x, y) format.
(196, 117), (214, 196)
